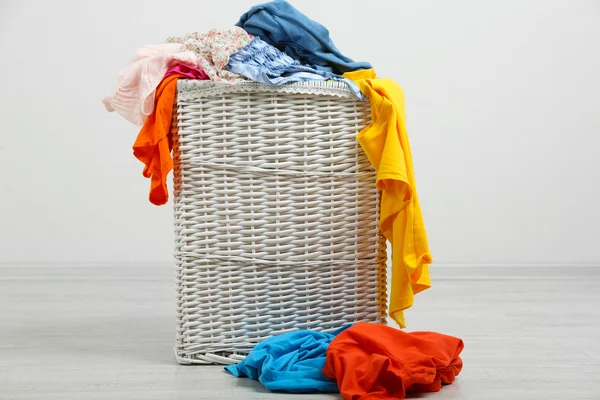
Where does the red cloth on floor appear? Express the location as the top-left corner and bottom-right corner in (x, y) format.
(322, 323), (464, 399)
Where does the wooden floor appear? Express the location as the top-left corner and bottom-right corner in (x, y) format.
(1, 265), (599, 399)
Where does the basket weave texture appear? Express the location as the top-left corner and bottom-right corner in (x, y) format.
(172, 80), (387, 364)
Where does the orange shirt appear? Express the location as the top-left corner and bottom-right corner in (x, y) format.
(133, 74), (181, 206)
(323, 323), (464, 399)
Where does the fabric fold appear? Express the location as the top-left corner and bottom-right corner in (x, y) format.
(164, 64), (209, 80)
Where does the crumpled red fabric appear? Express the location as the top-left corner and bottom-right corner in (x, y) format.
(322, 323), (464, 399)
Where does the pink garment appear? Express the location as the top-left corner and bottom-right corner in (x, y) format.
(164, 64), (209, 80)
(103, 43), (202, 126)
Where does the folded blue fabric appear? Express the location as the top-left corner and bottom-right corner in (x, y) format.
(227, 37), (364, 99)
(224, 325), (350, 393)
(235, 0), (371, 75)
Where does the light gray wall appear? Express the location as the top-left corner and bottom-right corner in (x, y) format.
(1, 0), (599, 265)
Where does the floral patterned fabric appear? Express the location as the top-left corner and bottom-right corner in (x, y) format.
(167, 27), (253, 83)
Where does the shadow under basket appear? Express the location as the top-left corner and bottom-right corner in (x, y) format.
(171, 80), (387, 365)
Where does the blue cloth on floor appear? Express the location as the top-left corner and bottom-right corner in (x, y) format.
(235, 0), (371, 75)
(227, 37), (364, 99)
(224, 325), (350, 393)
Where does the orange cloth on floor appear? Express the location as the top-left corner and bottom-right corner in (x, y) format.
(322, 323), (464, 400)
(343, 69), (432, 328)
(133, 74), (182, 205)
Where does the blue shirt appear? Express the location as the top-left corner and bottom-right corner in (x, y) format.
(227, 37), (364, 99)
(236, 0), (372, 75)
(224, 325), (350, 393)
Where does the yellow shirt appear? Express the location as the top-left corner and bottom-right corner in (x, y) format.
(344, 69), (433, 328)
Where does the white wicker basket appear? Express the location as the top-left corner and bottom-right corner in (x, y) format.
(172, 80), (387, 364)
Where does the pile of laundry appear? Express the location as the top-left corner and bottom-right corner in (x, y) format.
(226, 323), (464, 399)
(103, 1), (462, 398)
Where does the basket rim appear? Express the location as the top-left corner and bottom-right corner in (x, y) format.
(177, 79), (360, 100)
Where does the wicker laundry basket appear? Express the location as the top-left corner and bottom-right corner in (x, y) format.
(172, 80), (387, 364)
